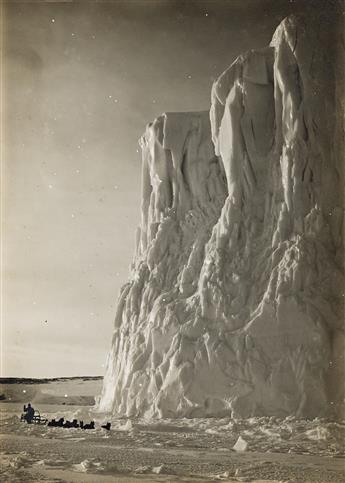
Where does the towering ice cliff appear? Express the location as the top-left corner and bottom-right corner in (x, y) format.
(99, 16), (344, 419)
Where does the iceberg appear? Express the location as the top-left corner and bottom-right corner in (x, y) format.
(98, 15), (344, 419)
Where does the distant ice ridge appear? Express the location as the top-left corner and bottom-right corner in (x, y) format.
(99, 15), (344, 419)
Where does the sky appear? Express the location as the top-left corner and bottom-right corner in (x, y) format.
(2, 0), (332, 378)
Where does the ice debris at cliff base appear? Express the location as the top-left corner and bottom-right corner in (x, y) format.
(99, 14), (344, 419)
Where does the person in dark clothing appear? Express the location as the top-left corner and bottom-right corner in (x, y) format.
(23, 403), (35, 424)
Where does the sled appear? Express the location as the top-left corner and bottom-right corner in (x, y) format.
(20, 409), (48, 425)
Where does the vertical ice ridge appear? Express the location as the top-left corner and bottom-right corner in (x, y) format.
(98, 111), (227, 415)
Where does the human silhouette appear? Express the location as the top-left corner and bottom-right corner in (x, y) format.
(23, 403), (35, 424)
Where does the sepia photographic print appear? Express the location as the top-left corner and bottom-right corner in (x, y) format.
(1, 0), (344, 482)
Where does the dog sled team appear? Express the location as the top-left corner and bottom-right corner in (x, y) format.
(21, 403), (110, 430)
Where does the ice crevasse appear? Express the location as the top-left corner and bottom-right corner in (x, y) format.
(98, 15), (344, 419)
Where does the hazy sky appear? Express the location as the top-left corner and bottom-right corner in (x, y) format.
(2, 0), (326, 377)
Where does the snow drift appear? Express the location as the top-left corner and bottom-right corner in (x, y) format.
(99, 15), (344, 419)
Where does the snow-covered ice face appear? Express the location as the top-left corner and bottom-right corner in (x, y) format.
(99, 14), (344, 420)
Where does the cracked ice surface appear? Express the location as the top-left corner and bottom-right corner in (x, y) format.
(99, 15), (344, 419)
